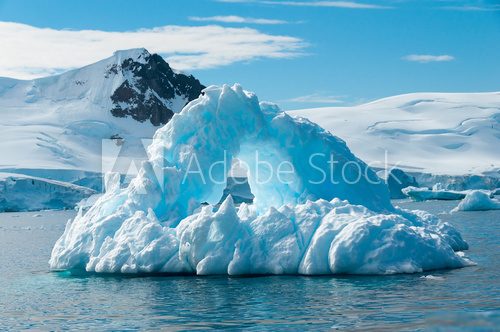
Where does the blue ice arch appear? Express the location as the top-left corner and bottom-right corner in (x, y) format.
(50, 85), (472, 275)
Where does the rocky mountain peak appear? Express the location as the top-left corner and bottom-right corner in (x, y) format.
(108, 49), (205, 126)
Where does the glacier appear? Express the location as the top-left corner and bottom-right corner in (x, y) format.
(49, 84), (472, 275)
(0, 172), (96, 212)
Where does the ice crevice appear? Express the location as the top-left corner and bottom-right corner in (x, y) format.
(49, 84), (473, 275)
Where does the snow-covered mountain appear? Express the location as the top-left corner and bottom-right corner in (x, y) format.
(0, 48), (204, 176)
(289, 92), (500, 177)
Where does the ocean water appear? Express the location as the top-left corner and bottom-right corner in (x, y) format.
(0, 200), (498, 330)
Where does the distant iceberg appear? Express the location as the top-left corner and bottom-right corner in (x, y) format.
(402, 186), (468, 201)
(452, 190), (500, 212)
(402, 185), (498, 203)
(0, 172), (95, 212)
(49, 85), (472, 275)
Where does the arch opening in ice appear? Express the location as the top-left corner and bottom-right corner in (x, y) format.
(139, 84), (391, 225)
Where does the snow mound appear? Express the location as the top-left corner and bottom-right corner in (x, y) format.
(49, 84), (471, 275)
(452, 190), (500, 212)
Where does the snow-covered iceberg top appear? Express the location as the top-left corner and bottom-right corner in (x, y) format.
(49, 84), (472, 275)
(452, 190), (500, 212)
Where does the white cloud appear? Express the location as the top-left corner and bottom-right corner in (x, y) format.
(0, 21), (306, 79)
(443, 5), (500, 11)
(402, 54), (455, 63)
(287, 93), (343, 104)
(218, 0), (390, 9)
(189, 15), (288, 24)
(217, 0), (257, 2)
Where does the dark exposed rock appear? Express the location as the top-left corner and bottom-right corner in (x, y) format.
(109, 51), (205, 126)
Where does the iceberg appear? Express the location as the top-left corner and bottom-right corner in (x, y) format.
(218, 176), (255, 205)
(452, 190), (500, 212)
(412, 174), (500, 193)
(50, 84), (472, 275)
(0, 172), (96, 212)
(402, 186), (469, 201)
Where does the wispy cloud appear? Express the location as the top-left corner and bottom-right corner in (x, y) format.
(217, 0), (390, 9)
(0, 21), (307, 79)
(262, 1), (390, 9)
(217, 0), (257, 2)
(402, 54), (455, 63)
(442, 4), (500, 11)
(189, 15), (289, 25)
(286, 93), (344, 104)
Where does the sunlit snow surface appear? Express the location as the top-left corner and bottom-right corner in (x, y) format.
(289, 92), (500, 176)
(50, 85), (472, 275)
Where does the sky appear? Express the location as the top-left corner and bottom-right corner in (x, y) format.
(0, 0), (499, 110)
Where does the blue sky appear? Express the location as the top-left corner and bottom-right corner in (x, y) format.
(0, 0), (499, 109)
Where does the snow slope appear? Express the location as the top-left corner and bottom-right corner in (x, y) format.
(288, 92), (500, 176)
(50, 85), (471, 275)
(0, 48), (204, 175)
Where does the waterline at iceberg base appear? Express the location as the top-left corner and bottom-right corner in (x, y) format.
(49, 85), (472, 275)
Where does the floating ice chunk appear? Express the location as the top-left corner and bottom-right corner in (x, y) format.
(403, 186), (468, 201)
(49, 85), (472, 275)
(420, 275), (445, 281)
(452, 190), (500, 212)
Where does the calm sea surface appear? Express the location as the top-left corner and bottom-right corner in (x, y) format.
(0, 200), (498, 330)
